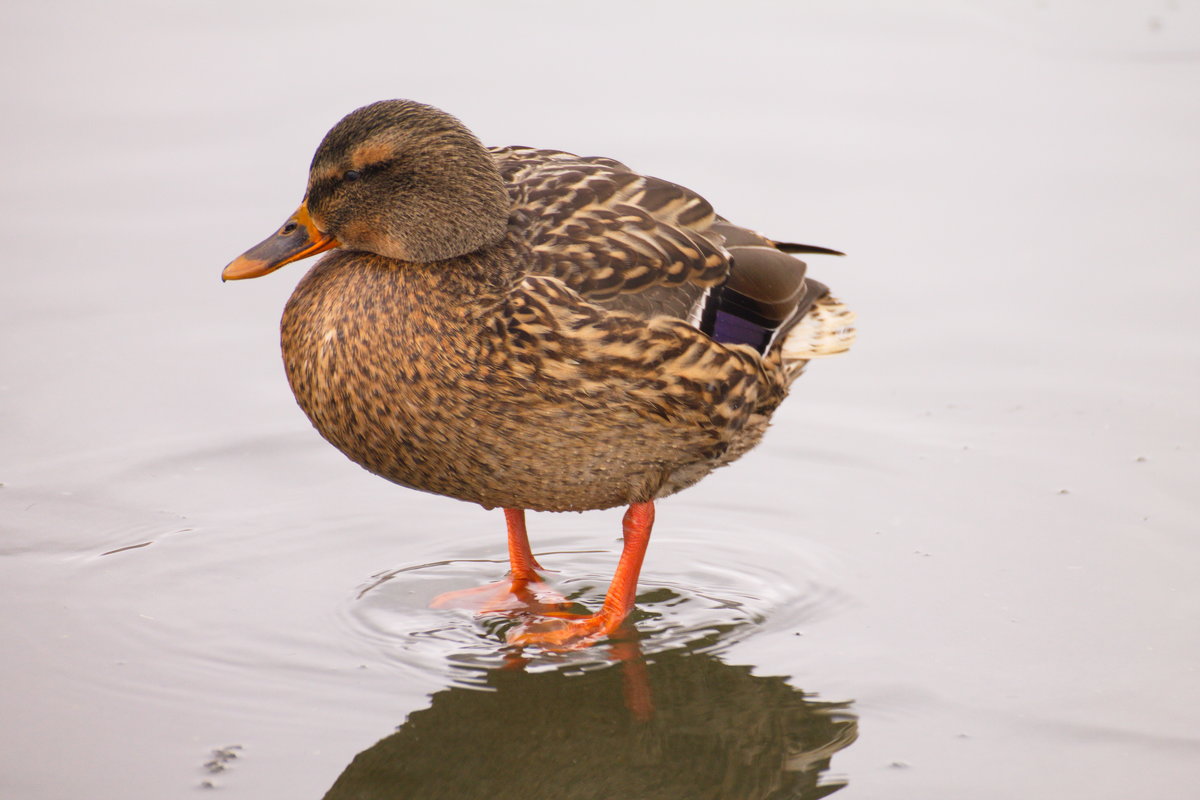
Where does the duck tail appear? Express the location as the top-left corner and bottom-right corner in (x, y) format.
(779, 294), (856, 381)
(772, 241), (845, 257)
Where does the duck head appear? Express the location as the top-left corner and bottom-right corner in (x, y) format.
(223, 100), (509, 280)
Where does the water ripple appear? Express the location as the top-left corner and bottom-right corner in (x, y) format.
(340, 526), (845, 682)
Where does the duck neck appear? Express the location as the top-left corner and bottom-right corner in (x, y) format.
(400, 234), (529, 316)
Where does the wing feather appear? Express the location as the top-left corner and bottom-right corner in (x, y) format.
(491, 146), (840, 357)
(492, 147), (726, 315)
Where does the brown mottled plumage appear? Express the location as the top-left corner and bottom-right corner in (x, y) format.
(224, 99), (854, 647)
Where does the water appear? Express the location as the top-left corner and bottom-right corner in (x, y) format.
(3, 2), (1199, 798)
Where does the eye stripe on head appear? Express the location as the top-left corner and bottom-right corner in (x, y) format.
(350, 139), (399, 169)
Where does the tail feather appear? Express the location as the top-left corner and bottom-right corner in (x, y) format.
(772, 241), (846, 257)
(780, 295), (856, 380)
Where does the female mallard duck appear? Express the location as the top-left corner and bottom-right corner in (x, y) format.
(224, 99), (854, 648)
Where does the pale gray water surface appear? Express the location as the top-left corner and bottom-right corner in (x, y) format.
(2, 2), (1199, 798)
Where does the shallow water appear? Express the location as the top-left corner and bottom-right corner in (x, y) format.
(3, 2), (1199, 798)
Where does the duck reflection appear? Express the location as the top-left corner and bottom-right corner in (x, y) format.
(323, 635), (857, 799)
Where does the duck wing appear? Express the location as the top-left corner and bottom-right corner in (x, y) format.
(490, 146), (833, 354)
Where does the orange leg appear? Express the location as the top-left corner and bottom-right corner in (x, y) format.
(503, 508), (544, 580)
(429, 508), (566, 612)
(507, 501), (655, 649)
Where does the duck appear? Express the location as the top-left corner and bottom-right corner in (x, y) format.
(223, 99), (854, 648)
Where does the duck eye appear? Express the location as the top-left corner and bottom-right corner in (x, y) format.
(343, 170), (361, 182)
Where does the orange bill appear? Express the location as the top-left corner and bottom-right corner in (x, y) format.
(222, 203), (340, 281)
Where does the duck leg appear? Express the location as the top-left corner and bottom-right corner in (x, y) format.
(502, 508), (544, 580)
(429, 508), (566, 612)
(507, 501), (655, 649)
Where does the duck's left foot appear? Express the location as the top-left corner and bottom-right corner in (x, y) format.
(430, 578), (572, 614)
(432, 508), (572, 614)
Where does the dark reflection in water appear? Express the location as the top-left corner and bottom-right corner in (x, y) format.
(323, 633), (856, 800)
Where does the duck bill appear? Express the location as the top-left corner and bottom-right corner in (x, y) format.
(222, 204), (340, 281)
